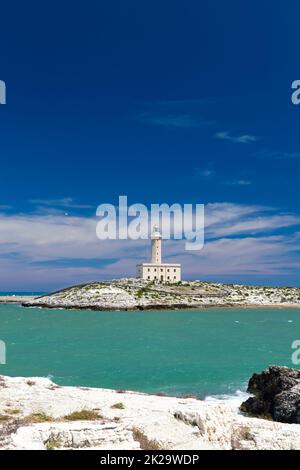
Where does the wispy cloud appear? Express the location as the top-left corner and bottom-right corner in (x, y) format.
(1, 203), (300, 289)
(140, 98), (212, 108)
(177, 235), (300, 277)
(225, 180), (252, 186)
(136, 112), (214, 128)
(29, 198), (94, 210)
(254, 149), (300, 159)
(196, 169), (214, 178)
(141, 97), (209, 108)
(216, 131), (258, 144)
(207, 213), (300, 238)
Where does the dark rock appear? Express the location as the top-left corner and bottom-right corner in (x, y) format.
(241, 366), (300, 423)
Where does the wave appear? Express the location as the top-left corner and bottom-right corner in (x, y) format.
(204, 389), (250, 407)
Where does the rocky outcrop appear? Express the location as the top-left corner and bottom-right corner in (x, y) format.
(22, 278), (300, 311)
(1, 374), (300, 450)
(241, 366), (300, 423)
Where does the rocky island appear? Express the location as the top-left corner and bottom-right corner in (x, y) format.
(23, 278), (300, 311)
(1, 366), (300, 450)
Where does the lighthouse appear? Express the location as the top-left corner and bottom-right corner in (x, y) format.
(136, 225), (181, 283)
(151, 224), (162, 264)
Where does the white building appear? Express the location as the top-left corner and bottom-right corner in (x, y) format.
(136, 225), (181, 283)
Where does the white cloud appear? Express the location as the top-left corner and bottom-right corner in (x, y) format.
(255, 149), (300, 159)
(176, 236), (300, 276)
(225, 180), (252, 186)
(197, 169), (214, 178)
(0, 203), (300, 289)
(29, 197), (94, 210)
(216, 131), (258, 144)
(137, 112), (213, 128)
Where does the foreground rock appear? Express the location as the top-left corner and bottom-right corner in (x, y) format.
(22, 278), (300, 311)
(1, 375), (300, 450)
(241, 366), (300, 424)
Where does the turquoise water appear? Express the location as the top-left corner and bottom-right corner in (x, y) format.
(0, 292), (46, 296)
(0, 304), (299, 398)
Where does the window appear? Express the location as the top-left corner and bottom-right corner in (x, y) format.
(174, 269), (176, 272)
(167, 269), (170, 272)
(160, 268), (163, 272)
(148, 268), (150, 272)
(174, 276), (176, 280)
(167, 276), (170, 280)
(147, 276), (150, 280)
(154, 268), (157, 272)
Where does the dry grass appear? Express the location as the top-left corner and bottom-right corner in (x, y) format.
(24, 413), (53, 424)
(63, 409), (102, 421)
(5, 408), (20, 415)
(111, 402), (125, 410)
(132, 427), (162, 450)
(45, 435), (62, 450)
(0, 414), (10, 422)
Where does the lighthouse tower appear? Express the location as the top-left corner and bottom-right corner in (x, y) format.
(136, 225), (181, 283)
(151, 225), (162, 264)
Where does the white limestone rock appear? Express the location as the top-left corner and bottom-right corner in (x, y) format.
(23, 278), (300, 311)
(1, 375), (300, 450)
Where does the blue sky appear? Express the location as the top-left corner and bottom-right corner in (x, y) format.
(1, 1), (300, 290)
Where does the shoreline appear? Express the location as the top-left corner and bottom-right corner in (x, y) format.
(1, 296), (299, 311)
(21, 301), (300, 311)
(0, 295), (37, 304)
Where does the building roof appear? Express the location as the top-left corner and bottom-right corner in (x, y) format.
(137, 263), (181, 267)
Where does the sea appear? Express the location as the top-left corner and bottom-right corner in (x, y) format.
(0, 292), (45, 296)
(0, 299), (299, 401)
